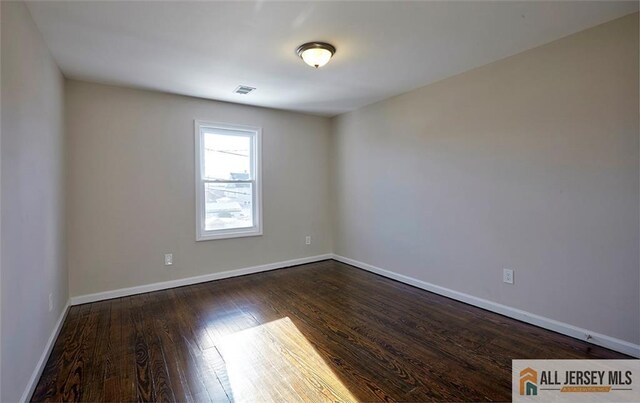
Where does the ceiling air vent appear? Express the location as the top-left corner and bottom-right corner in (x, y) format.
(234, 85), (256, 95)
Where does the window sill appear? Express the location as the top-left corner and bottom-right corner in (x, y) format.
(196, 228), (263, 242)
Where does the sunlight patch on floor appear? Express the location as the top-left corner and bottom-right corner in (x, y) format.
(215, 317), (357, 402)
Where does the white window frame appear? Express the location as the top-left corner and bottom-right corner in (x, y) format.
(195, 120), (262, 241)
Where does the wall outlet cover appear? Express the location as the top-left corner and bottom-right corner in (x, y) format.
(503, 268), (514, 284)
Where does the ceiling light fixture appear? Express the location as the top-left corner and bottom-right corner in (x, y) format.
(296, 42), (336, 68)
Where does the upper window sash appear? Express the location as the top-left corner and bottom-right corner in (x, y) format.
(199, 126), (256, 182)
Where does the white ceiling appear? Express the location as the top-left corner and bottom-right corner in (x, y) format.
(26, 1), (638, 117)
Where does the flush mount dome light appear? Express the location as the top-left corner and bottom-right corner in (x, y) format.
(296, 42), (336, 68)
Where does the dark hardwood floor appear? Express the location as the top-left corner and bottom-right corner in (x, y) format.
(32, 260), (627, 402)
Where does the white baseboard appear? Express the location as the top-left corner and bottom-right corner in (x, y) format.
(70, 254), (333, 306)
(332, 254), (640, 358)
(20, 300), (71, 403)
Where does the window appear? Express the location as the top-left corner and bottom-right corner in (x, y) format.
(195, 121), (262, 241)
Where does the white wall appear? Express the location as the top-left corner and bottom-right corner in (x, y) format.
(66, 81), (332, 297)
(332, 13), (639, 345)
(1, 2), (67, 402)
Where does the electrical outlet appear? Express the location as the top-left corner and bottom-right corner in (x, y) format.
(48, 293), (53, 312)
(164, 253), (173, 266)
(305, 236), (311, 245)
(503, 268), (514, 284)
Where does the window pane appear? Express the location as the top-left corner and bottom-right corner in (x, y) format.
(203, 131), (251, 180)
(204, 182), (253, 231)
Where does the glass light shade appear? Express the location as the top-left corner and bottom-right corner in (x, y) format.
(300, 48), (333, 68)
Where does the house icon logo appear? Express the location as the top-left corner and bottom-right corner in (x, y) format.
(520, 367), (538, 396)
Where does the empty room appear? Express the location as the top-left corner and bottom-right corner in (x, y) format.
(1, 1), (639, 402)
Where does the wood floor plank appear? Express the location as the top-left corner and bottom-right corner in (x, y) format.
(129, 295), (155, 402)
(165, 289), (230, 402)
(104, 298), (123, 402)
(83, 300), (111, 403)
(31, 305), (81, 402)
(32, 260), (632, 402)
(151, 292), (195, 403)
(119, 296), (139, 402)
(61, 301), (103, 402)
(139, 293), (177, 403)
